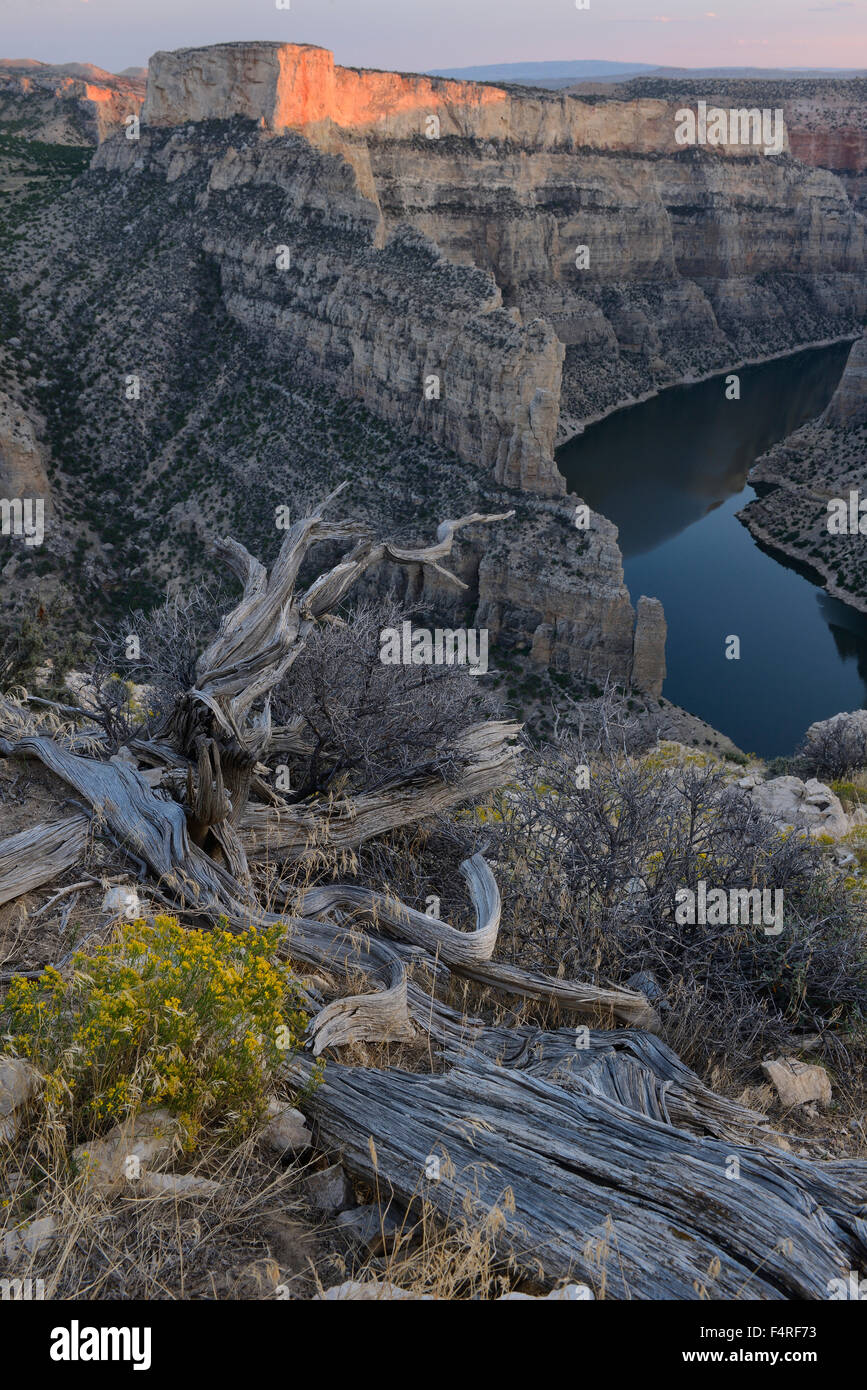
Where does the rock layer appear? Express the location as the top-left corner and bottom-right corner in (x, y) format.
(141, 45), (866, 439)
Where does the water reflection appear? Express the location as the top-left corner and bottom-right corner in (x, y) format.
(557, 342), (867, 755)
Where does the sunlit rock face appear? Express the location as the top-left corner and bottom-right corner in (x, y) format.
(0, 60), (144, 143)
(142, 41), (510, 140)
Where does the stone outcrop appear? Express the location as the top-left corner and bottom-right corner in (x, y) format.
(631, 597), (667, 699)
(0, 391), (51, 504)
(748, 776), (851, 838)
(738, 335), (867, 613)
(0, 60), (144, 144)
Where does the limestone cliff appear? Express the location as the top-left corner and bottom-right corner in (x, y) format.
(141, 44), (865, 440)
(0, 61), (144, 144)
(613, 77), (867, 211)
(92, 123), (564, 495)
(738, 335), (867, 614)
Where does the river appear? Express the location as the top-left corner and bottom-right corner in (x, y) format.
(557, 342), (867, 757)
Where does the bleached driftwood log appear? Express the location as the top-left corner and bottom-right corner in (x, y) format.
(294, 1046), (867, 1300)
(241, 722), (521, 862)
(0, 815), (90, 906)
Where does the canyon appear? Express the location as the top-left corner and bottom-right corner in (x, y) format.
(1, 40), (865, 711)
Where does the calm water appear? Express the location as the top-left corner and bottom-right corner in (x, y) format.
(557, 343), (867, 757)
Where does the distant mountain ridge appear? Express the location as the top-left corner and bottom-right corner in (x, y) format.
(430, 59), (867, 88)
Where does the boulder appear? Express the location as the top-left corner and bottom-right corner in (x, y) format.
(761, 1057), (832, 1109)
(303, 1162), (353, 1215)
(72, 1108), (180, 1194)
(749, 776), (849, 837)
(262, 1099), (312, 1154)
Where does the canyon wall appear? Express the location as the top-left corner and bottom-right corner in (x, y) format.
(615, 77), (867, 210)
(738, 334), (867, 614)
(0, 62), (144, 144)
(141, 45), (866, 439)
(94, 123), (563, 494)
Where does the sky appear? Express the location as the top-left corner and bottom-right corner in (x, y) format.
(1, 0), (865, 75)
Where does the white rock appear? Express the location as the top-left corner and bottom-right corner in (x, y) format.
(318, 1281), (431, 1300)
(101, 885), (142, 918)
(0, 1056), (40, 1117)
(318, 1280), (594, 1300)
(0, 1057), (40, 1140)
(761, 1057), (832, 1109)
(262, 1099), (312, 1154)
(750, 776), (849, 838)
(139, 1171), (221, 1199)
(498, 1283), (594, 1300)
(72, 1108), (180, 1194)
(22, 1215), (57, 1254)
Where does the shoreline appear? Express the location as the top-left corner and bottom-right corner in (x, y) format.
(554, 332), (859, 449)
(736, 509), (867, 617)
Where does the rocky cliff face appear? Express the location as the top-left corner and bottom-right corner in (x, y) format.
(368, 134), (864, 428)
(93, 122), (564, 494)
(140, 46), (864, 439)
(4, 114), (662, 694)
(615, 77), (867, 211)
(738, 334), (867, 614)
(823, 332), (867, 427)
(0, 61), (144, 144)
